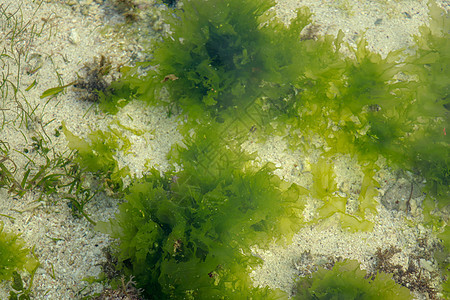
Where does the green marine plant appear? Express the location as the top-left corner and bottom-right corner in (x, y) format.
(277, 0), (448, 235)
(281, 32), (409, 159)
(161, 0), (177, 7)
(401, 1), (449, 206)
(116, 0), (324, 125)
(0, 1), (47, 129)
(307, 157), (377, 232)
(95, 168), (293, 298)
(128, 0), (274, 118)
(1, 131), (104, 224)
(62, 122), (130, 192)
(0, 222), (37, 282)
(0, 141), (22, 192)
(397, 5), (449, 291)
(293, 259), (413, 300)
(8, 270), (36, 300)
(434, 226), (450, 298)
(95, 125), (304, 298)
(353, 1), (449, 206)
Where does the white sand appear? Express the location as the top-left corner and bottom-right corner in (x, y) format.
(0, 0), (447, 299)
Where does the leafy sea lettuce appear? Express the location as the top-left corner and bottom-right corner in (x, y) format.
(128, 0), (275, 119)
(62, 122), (130, 190)
(96, 126), (303, 298)
(0, 222), (37, 282)
(403, 1), (449, 204)
(293, 260), (412, 300)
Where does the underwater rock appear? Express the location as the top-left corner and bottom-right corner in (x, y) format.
(381, 178), (424, 214)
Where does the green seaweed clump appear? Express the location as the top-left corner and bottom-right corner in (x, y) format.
(95, 127), (303, 298)
(293, 260), (412, 300)
(402, 1), (449, 207)
(0, 222), (37, 282)
(435, 226), (450, 298)
(62, 122), (130, 192)
(130, 0), (275, 118)
(118, 0), (325, 126)
(309, 158), (376, 232)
